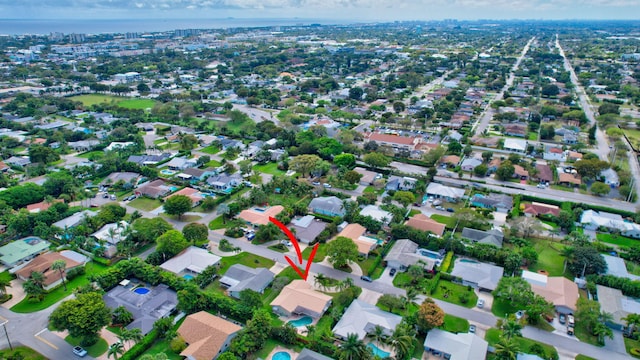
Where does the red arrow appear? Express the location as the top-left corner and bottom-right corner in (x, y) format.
(269, 216), (318, 281)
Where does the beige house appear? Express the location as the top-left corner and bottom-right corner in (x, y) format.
(522, 271), (579, 314)
(271, 280), (332, 318)
(335, 223), (378, 257)
(405, 214), (446, 237)
(238, 206), (284, 228)
(15, 252), (83, 290)
(177, 311), (242, 360)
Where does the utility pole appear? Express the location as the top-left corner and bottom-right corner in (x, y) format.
(0, 320), (12, 350)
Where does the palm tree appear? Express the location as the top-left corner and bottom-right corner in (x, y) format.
(623, 313), (640, 336)
(338, 277), (354, 291)
(314, 274), (328, 290)
(593, 322), (613, 345)
(368, 325), (387, 349)
(501, 318), (523, 339)
(0, 277), (11, 298)
(217, 203), (231, 224)
(405, 288), (419, 304)
(494, 337), (520, 360)
(51, 259), (67, 291)
(389, 328), (413, 360)
(339, 333), (370, 360)
(305, 325), (317, 340)
(107, 341), (124, 360)
(119, 328), (143, 350)
(30, 271), (46, 289)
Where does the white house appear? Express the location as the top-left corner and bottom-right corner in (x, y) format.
(503, 138), (527, 153)
(581, 210), (640, 238)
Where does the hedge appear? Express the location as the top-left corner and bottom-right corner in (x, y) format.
(121, 329), (159, 360)
(440, 251), (454, 273)
(521, 194), (635, 217)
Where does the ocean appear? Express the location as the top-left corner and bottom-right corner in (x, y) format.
(0, 18), (341, 35)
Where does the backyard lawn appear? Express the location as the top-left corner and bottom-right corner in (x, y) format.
(431, 280), (477, 308)
(624, 337), (640, 358)
(201, 145), (221, 155)
(76, 150), (104, 159)
(597, 233), (639, 247)
(430, 214), (456, 229)
(491, 298), (519, 317)
(141, 338), (183, 360)
(485, 328), (558, 360)
(208, 216), (228, 230)
(302, 244), (328, 263)
(217, 252), (275, 275)
(70, 94), (119, 106)
(11, 262), (108, 313)
(117, 98), (156, 110)
(254, 162), (285, 175)
(527, 239), (566, 277)
(441, 314), (470, 333)
(0, 346), (47, 360)
(129, 197), (163, 212)
(65, 335), (108, 358)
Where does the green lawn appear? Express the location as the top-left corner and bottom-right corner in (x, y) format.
(70, 94), (119, 106)
(129, 197), (163, 211)
(0, 346), (47, 360)
(206, 159), (222, 168)
(485, 328), (558, 360)
(65, 335), (108, 358)
(550, 184), (576, 192)
(625, 337), (640, 358)
(217, 252), (275, 275)
(254, 162), (285, 175)
(491, 298), (520, 317)
(0, 270), (14, 283)
(430, 214), (456, 229)
(597, 233), (639, 247)
(431, 280), (477, 308)
(301, 244), (327, 263)
(141, 338), (183, 360)
(527, 240), (567, 277)
(441, 314), (470, 333)
(268, 244), (289, 253)
(201, 145), (222, 154)
(11, 262), (108, 313)
(527, 132), (538, 141)
(575, 355), (597, 360)
(208, 216), (226, 230)
(76, 150), (104, 159)
(117, 98), (156, 110)
(574, 321), (600, 346)
(408, 209), (421, 217)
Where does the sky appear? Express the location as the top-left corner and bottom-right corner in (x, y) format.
(0, 0), (639, 21)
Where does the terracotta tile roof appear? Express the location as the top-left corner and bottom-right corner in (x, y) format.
(523, 202), (560, 217)
(440, 155), (461, 165)
(367, 133), (418, 146)
(337, 224), (366, 240)
(178, 311), (242, 360)
(26, 199), (63, 213)
(405, 214), (446, 236)
(238, 206), (285, 226)
(558, 172), (581, 185)
(514, 165), (529, 177)
(270, 280), (332, 316)
(166, 187), (203, 205)
(15, 252), (82, 286)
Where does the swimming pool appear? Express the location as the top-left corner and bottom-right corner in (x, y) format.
(183, 274), (194, 280)
(196, 192), (215, 198)
(271, 352), (291, 360)
(287, 316), (313, 327)
(460, 259), (479, 264)
(367, 343), (390, 358)
(417, 249), (444, 266)
(169, 186), (179, 191)
(160, 169), (176, 176)
(134, 287), (150, 295)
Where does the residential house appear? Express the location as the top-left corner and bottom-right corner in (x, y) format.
(359, 205), (393, 225)
(567, 151), (583, 162)
(270, 280), (332, 318)
(503, 123), (527, 137)
(335, 223), (378, 256)
(207, 173), (242, 193)
(0, 161), (8, 172)
(488, 158), (501, 174)
(601, 254), (640, 281)
(52, 210), (97, 232)
(104, 284), (178, 335)
(426, 183), (465, 202)
(136, 179), (172, 199)
(535, 164), (553, 184)
(290, 215), (327, 244)
(543, 147), (566, 162)
(600, 168), (620, 188)
(160, 246), (221, 277)
(15, 252), (83, 290)
(4, 156), (30, 167)
(503, 138), (527, 153)
(0, 236), (51, 267)
(450, 258), (504, 291)
(244, 140), (265, 158)
(308, 196), (345, 218)
(166, 187), (205, 207)
(365, 132), (422, 152)
(522, 271), (579, 315)
(298, 348), (333, 360)
(439, 155), (461, 168)
(177, 311), (242, 360)
(332, 300), (402, 340)
(386, 176), (417, 191)
(523, 202), (560, 217)
(470, 193), (513, 213)
(354, 167), (378, 186)
(104, 142), (135, 152)
(219, 264), (275, 299)
(513, 165), (529, 180)
(557, 172), (581, 187)
(92, 221), (129, 258)
(405, 214), (446, 237)
(238, 206), (285, 228)
(68, 139), (101, 152)
(581, 210), (640, 238)
(165, 157), (198, 171)
(220, 138), (245, 150)
(384, 239), (437, 272)
(460, 158), (483, 172)
(180, 167), (216, 182)
(461, 228), (504, 248)
(127, 153), (171, 166)
(424, 329), (488, 360)
(101, 172), (141, 187)
(25, 199), (63, 213)
(596, 285), (640, 330)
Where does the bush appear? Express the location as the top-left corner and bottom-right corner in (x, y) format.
(80, 333), (100, 347)
(458, 292), (470, 304)
(66, 266), (86, 281)
(224, 227), (244, 238)
(121, 329), (159, 360)
(440, 251), (454, 272)
(170, 336), (187, 353)
(429, 273), (441, 295)
(631, 348), (640, 356)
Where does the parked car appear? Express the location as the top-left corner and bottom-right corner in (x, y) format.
(435, 205), (445, 211)
(446, 208), (455, 213)
(469, 325), (476, 334)
(567, 314), (575, 326)
(73, 346), (87, 357)
(389, 268), (397, 276)
(559, 313), (566, 324)
(360, 275), (372, 282)
(567, 325), (574, 335)
(102, 193), (109, 199)
(246, 232), (256, 240)
(109, 194), (117, 200)
(312, 181), (320, 186)
(323, 183), (332, 188)
(515, 310), (525, 320)
(477, 299), (485, 308)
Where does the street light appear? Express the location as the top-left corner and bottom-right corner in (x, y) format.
(0, 320), (12, 350)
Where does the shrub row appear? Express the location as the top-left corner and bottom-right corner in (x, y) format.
(121, 329), (159, 360)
